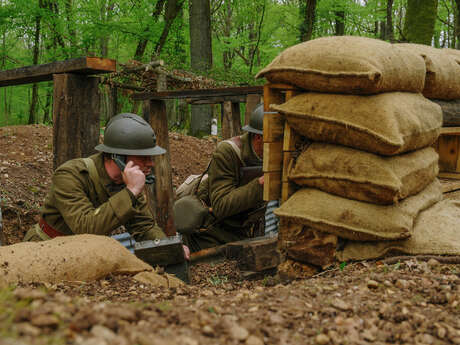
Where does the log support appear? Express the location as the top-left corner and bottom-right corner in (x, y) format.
(52, 74), (100, 169)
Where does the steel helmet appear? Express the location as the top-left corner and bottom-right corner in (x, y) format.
(95, 113), (166, 156)
(242, 103), (263, 135)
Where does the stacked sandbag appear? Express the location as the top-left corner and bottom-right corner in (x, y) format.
(397, 44), (460, 126)
(255, 36), (445, 275)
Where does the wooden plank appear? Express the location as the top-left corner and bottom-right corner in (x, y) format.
(438, 172), (460, 180)
(222, 101), (241, 139)
(225, 236), (280, 272)
(263, 171), (281, 201)
(265, 83), (298, 90)
(436, 135), (460, 172)
(245, 94), (262, 125)
(263, 141), (283, 172)
(143, 98), (176, 236)
(283, 122), (301, 151)
(263, 112), (284, 142)
(440, 178), (460, 192)
(285, 89), (301, 101)
(263, 84), (285, 112)
(440, 127), (460, 135)
(52, 74), (100, 169)
(133, 86), (263, 101)
(187, 95), (247, 104)
(281, 182), (297, 203)
(282, 151), (295, 182)
(0, 57), (115, 87)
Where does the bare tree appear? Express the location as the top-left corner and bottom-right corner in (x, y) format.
(299, 0), (317, 42)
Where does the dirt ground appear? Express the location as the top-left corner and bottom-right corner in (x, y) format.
(0, 125), (459, 345)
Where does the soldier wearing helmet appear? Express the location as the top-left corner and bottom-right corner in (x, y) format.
(185, 103), (266, 252)
(23, 113), (169, 243)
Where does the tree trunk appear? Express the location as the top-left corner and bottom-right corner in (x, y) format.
(28, 0), (43, 125)
(299, 0), (317, 42)
(403, 0), (438, 45)
(189, 0), (213, 137)
(455, 0), (460, 48)
(43, 85), (52, 124)
(386, 0), (394, 42)
(134, 0), (166, 60)
(152, 0), (184, 58)
(335, 11), (345, 36)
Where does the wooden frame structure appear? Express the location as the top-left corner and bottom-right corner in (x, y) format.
(0, 57), (116, 169)
(262, 83), (460, 206)
(133, 86), (263, 235)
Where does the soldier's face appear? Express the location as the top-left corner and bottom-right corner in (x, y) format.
(126, 155), (155, 175)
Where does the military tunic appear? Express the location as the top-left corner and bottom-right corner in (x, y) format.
(188, 132), (264, 252)
(24, 153), (165, 241)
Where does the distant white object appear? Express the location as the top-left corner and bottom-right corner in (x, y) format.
(211, 118), (218, 136)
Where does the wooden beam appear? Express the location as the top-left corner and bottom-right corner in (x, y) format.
(132, 86), (263, 101)
(0, 57), (115, 87)
(245, 94), (262, 125)
(222, 101), (241, 139)
(187, 95), (247, 104)
(52, 74), (100, 169)
(436, 134), (460, 173)
(263, 112), (284, 142)
(440, 178), (460, 192)
(263, 171), (281, 201)
(263, 142), (283, 172)
(438, 172), (460, 180)
(143, 98), (177, 236)
(283, 122), (301, 151)
(440, 127), (460, 135)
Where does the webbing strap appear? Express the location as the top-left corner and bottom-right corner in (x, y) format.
(82, 158), (107, 203)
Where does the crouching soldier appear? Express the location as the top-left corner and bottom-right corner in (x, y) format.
(180, 104), (267, 252)
(24, 113), (188, 257)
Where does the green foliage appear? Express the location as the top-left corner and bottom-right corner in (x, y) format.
(0, 0), (456, 127)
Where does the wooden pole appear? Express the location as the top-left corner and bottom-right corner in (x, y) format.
(52, 74), (100, 170)
(222, 101), (241, 139)
(143, 71), (177, 236)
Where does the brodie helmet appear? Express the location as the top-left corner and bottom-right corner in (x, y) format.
(242, 103), (263, 135)
(95, 113), (166, 156)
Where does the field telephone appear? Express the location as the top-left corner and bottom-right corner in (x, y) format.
(111, 154), (155, 185)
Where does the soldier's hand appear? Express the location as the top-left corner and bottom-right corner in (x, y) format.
(258, 175), (264, 185)
(123, 161), (146, 196)
(183, 245), (190, 261)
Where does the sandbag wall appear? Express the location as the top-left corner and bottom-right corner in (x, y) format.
(256, 36), (460, 278)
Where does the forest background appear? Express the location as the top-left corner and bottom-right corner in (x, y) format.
(0, 0), (458, 137)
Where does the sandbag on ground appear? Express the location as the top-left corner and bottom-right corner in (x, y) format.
(289, 144), (439, 205)
(274, 179), (443, 241)
(0, 234), (182, 288)
(272, 92), (442, 156)
(396, 43), (460, 100)
(255, 36), (426, 94)
(337, 199), (460, 261)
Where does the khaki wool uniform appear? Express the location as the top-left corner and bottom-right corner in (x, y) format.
(187, 132), (265, 252)
(24, 153), (165, 241)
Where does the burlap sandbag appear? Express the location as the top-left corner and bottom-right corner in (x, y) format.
(289, 143), (439, 205)
(337, 199), (460, 261)
(278, 220), (337, 268)
(0, 235), (182, 288)
(396, 43), (460, 100)
(255, 36), (425, 94)
(274, 179), (442, 241)
(444, 48), (460, 60)
(272, 92), (442, 156)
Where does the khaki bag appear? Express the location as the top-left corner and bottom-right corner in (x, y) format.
(255, 36), (426, 94)
(396, 43), (460, 100)
(0, 234), (183, 287)
(274, 179), (443, 241)
(337, 199), (460, 261)
(289, 144), (439, 205)
(272, 92), (442, 156)
(174, 138), (245, 234)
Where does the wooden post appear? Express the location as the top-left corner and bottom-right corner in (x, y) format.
(222, 101), (241, 139)
(143, 71), (177, 236)
(245, 94), (261, 125)
(52, 74), (100, 170)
